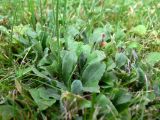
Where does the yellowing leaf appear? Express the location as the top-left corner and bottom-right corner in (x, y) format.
(15, 80), (22, 93)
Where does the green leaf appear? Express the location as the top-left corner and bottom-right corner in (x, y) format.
(136, 67), (145, 85)
(67, 25), (79, 37)
(145, 52), (160, 66)
(104, 42), (116, 55)
(106, 58), (116, 71)
(29, 87), (57, 110)
(0, 105), (23, 120)
(78, 53), (87, 72)
(115, 28), (126, 42)
(26, 27), (37, 38)
(120, 109), (131, 120)
(91, 28), (108, 43)
(116, 92), (132, 105)
(131, 25), (147, 36)
(37, 48), (50, 67)
(32, 67), (51, 81)
(0, 26), (9, 35)
(96, 94), (119, 117)
(71, 80), (83, 95)
(0, 105), (15, 120)
(36, 22), (42, 35)
(62, 51), (78, 83)
(103, 71), (118, 86)
(39, 87), (60, 100)
(113, 89), (132, 112)
(61, 91), (91, 109)
(32, 41), (43, 59)
(127, 41), (141, 49)
(92, 28), (104, 42)
(76, 43), (91, 56)
(43, 60), (59, 77)
(16, 66), (33, 78)
(87, 50), (106, 65)
(67, 41), (91, 56)
(115, 52), (127, 68)
(50, 39), (60, 54)
(82, 62), (106, 92)
(153, 83), (160, 96)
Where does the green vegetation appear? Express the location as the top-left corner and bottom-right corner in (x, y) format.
(0, 0), (160, 119)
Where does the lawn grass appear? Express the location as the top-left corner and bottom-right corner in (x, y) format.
(0, 0), (160, 120)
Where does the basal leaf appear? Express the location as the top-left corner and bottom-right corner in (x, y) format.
(96, 94), (119, 117)
(61, 91), (91, 109)
(87, 50), (106, 65)
(106, 58), (116, 71)
(103, 71), (118, 86)
(120, 109), (131, 120)
(115, 28), (126, 42)
(82, 62), (106, 93)
(115, 52), (127, 68)
(116, 92), (132, 105)
(67, 41), (91, 57)
(32, 67), (51, 81)
(37, 48), (50, 67)
(38, 87), (60, 100)
(136, 67), (145, 86)
(62, 51), (78, 84)
(145, 52), (160, 66)
(0, 105), (23, 120)
(29, 87), (57, 110)
(0, 105), (15, 120)
(67, 25), (79, 37)
(71, 80), (83, 95)
(16, 66), (33, 78)
(91, 28), (108, 43)
(113, 89), (132, 112)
